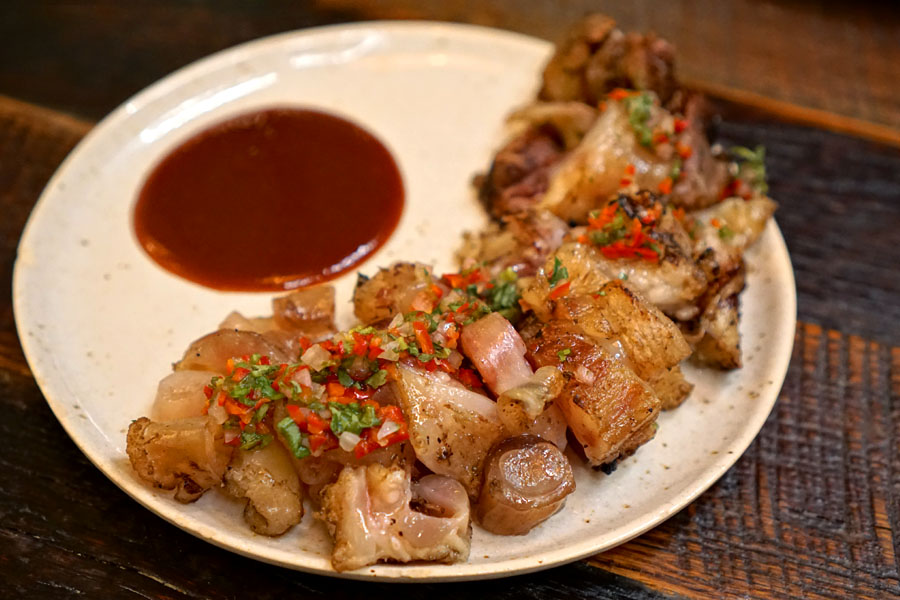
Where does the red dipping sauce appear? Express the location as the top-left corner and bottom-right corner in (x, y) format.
(134, 108), (404, 291)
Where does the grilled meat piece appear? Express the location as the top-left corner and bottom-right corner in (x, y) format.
(457, 209), (568, 278)
(526, 320), (660, 467)
(520, 238), (707, 323)
(691, 267), (746, 369)
(539, 14), (678, 107)
(319, 464), (471, 571)
(477, 127), (565, 219)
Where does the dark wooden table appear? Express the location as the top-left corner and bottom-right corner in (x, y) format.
(2, 2), (899, 598)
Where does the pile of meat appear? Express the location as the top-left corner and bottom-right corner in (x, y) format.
(469, 14), (774, 368)
(125, 15), (775, 572)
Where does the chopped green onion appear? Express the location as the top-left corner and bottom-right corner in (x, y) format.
(549, 257), (569, 287)
(277, 417), (310, 459)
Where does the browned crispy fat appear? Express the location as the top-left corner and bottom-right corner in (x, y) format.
(539, 14), (678, 107)
(126, 416), (232, 503)
(526, 321), (660, 466)
(646, 365), (693, 410)
(692, 268), (746, 369)
(552, 281), (691, 379)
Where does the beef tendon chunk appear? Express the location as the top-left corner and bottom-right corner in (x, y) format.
(352, 262), (439, 325)
(476, 435), (575, 535)
(175, 329), (290, 373)
(224, 442), (304, 536)
(271, 285), (337, 341)
(394, 364), (506, 497)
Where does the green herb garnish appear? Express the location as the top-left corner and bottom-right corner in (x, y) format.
(730, 145), (768, 195)
(623, 92), (654, 147)
(549, 257), (569, 287)
(328, 402), (381, 436)
(239, 429), (272, 451)
(277, 417), (310, 459)
(364, 369), (388, 389)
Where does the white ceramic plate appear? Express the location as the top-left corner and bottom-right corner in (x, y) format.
(13, 22), (796, 581)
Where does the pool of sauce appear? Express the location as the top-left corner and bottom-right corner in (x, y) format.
(134, 108), (404, 291)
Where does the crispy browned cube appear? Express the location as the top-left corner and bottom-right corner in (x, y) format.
(553, 281), (690, 379)
(526, 321), (660, 467)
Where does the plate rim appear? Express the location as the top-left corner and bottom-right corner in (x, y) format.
(12, 20), (797, 582)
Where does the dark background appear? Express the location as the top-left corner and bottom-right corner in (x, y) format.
(3, 0), (900, 133)
(1, 1), (899, 598)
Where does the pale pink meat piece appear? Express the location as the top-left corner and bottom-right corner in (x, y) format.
(319, 464), (471, 571)
(460, 312), (533, 396)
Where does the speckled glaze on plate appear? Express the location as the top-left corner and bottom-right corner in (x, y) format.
(13, 22), (796, 581)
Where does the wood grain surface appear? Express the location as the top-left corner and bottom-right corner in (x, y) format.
(1, 85), (899, 598)
(2, 0), (899, 144)
(591, 323), (900, 599)
(2, 1), (900, 596)
(319, 0), (900, 145)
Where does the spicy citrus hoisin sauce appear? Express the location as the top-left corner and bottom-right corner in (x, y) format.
(134, 108), (404, 291)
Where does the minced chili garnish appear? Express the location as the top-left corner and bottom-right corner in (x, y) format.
(580, 197), (664, 262)
(606, 89), (694, 179)
(204, 265), (522, 460)
(244, 266), (524, 459)
(721, 145), (769, 200)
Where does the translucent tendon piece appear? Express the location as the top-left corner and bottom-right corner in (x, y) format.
(476, 435), (575, 535)
(319, 464), (470, 572)
(224, 442), (304, 536)
(175, 329), (289, 372)
(395, 365), (505, 497)
(151, 370), (219, 421)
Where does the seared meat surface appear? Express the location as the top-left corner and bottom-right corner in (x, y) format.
(539, 14), (678, 107)
(478, 127), (565, 219)
(525, 320), (661, 467)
